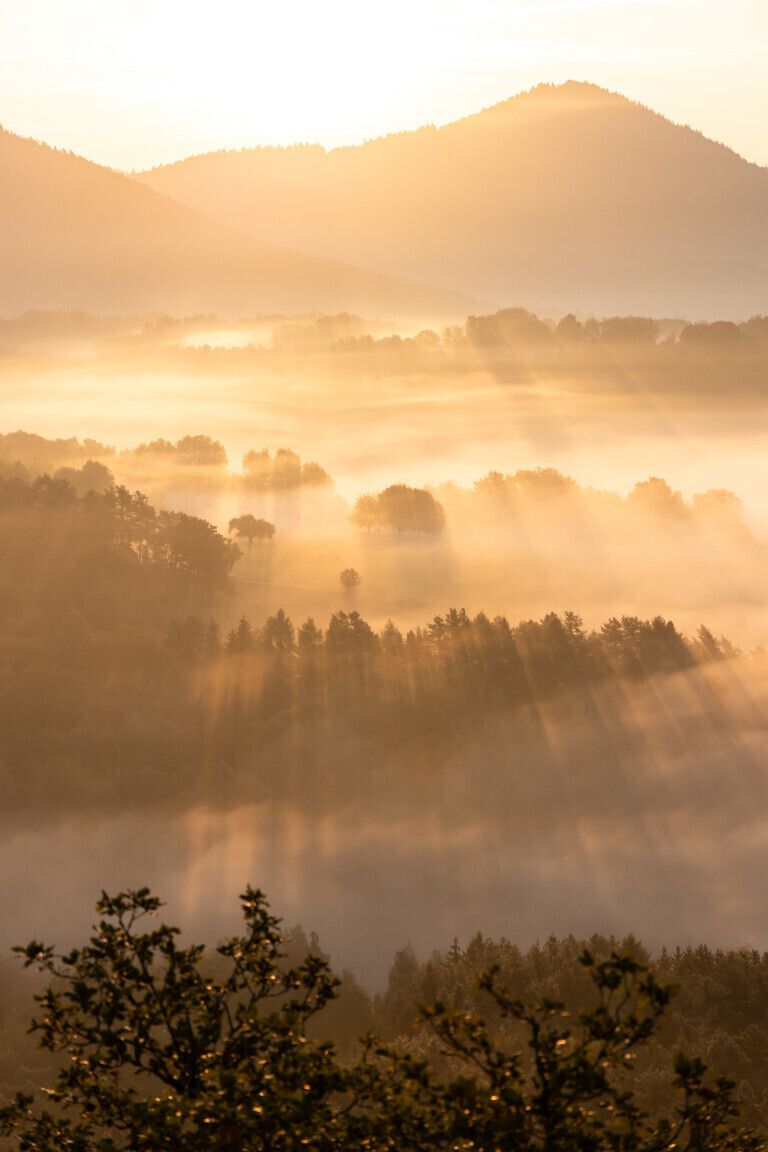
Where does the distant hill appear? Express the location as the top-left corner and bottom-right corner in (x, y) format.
(0, 127), (477, 322)
(136, 82), (768, 319)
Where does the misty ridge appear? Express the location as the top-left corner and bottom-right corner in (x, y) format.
(0, 124), (477, 322)
(135, 81), (768, 319)
(6, 81), (768, 325)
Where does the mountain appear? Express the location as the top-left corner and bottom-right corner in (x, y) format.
(0, 127), (478, 322)
(136, 82), (768, 319)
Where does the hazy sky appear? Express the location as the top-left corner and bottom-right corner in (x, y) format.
(1, 0), (766, 170)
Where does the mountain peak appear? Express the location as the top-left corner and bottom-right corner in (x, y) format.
(135, 86), (768, 320)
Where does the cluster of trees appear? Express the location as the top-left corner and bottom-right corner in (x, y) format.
(228, 514), (276, 545)
(366, 929), (768, 1131)
(1, 887), (763, 1151)
(52, 458), (115, 496)
(7, 307), (768, 359)
(465, 467), (747, 530)
(0, 431), (114, 480)
(256, 307), (768, 395)
(241, 446), (332, 489)
(357, 925), (768, 1131)
(472, 465), (578, 502)
(375, 308), (768, 352)
(272, 311), (393, 348)
(0, 473), (240, 622)
(351, 484), (446, 534)
(9, 311), (768, 398)
(0, 431), (335, 493)
(127, 438), (332, 488)
(128, 433), (228, 466)
(262, 310), (665, 354)
(0, 473), (247, 815)
(0, 454), (117, 499)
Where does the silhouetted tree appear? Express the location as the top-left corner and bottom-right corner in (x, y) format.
(173, 434), (227, 466)
(466, 307), (554, 347)
(380, 619), (404, 654)
(350, 493), (379, 531)
(376, 484), (445, 535)
(556, 313), (584, 342)
(228, 513), (276, 546)
(628, 476), (687, 519)
(130, 435), (227, 465)
(680, 320), (742, 345)
(261, 608), (295, 652)
(340, 567), (362, 590)
(325, 610), (377, 654)
(2, 889), (762, 1152)
(225, 616), (254, 655)
(271, 448), (302, 488)
(153, 511), (241, 585)
(300, 461), (333, 486)
(242, 448), (272, 488)
(54, 459), (114, 497)
(298, 617), (324, 651)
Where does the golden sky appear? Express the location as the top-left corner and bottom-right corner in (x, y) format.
(1, 0), (766, 170)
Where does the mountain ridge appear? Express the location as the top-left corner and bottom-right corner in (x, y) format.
(139, 83), (766, 175)
(135, 82), (768, 319)
(0, 126), (481, 322)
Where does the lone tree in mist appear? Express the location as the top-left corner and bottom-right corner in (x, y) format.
(340, 567), (362, 591)
(1, 886), (763, 1152)
(228, 513), (276, 546)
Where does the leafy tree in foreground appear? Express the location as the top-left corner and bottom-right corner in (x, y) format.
(0, 888), (350, 1152)
(1, 887), (763, 1151)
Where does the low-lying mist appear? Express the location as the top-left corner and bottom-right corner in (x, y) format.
(3, 309), (768, 997)
(2, 659), (767, 988)
(5, 311), (768, 532)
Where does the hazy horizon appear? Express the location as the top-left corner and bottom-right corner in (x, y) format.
(3, 1), (768, 171)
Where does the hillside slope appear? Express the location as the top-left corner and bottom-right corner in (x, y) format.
(137, 83), (768, 318)
(0, 127), (478, 322)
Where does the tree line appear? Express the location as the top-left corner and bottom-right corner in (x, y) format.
(168, 604), (729, 684)
(8, 308), (768, 397)
(99, 306), (768, 395)
(0, 886), (764, 1150)
(0, 472), (240, 595)
(0, 468), (748, 820)
(0, 432), (334, 490)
